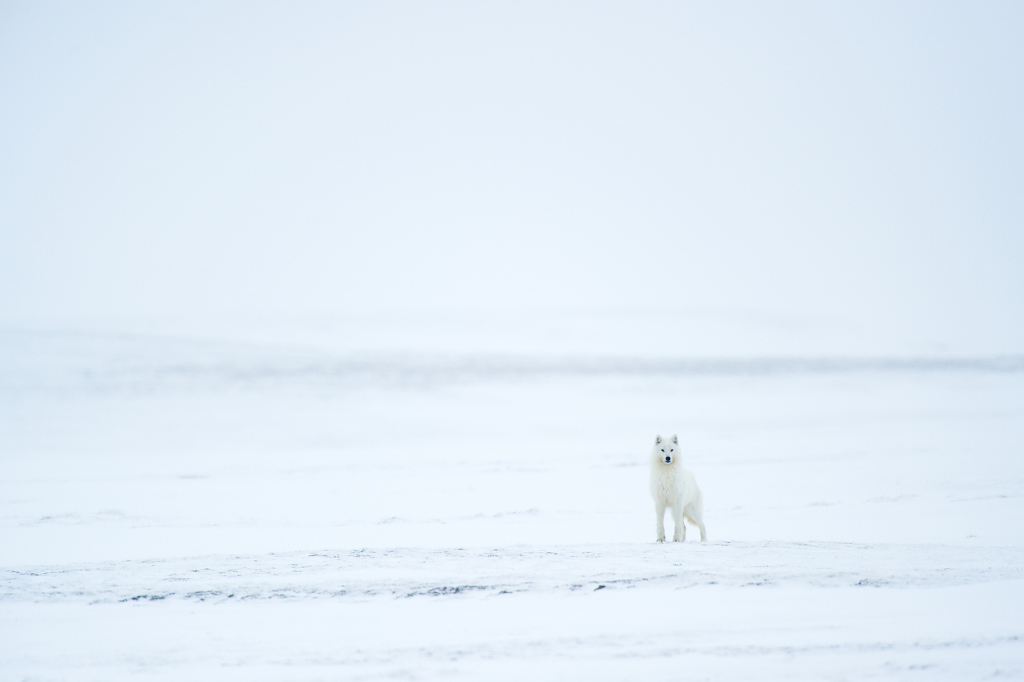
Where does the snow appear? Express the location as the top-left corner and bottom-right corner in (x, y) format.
(3, 2), (1022, 678)
(2, 323), (1023, 680)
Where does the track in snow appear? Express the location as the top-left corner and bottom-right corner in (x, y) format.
(5, 542), (1022, 605)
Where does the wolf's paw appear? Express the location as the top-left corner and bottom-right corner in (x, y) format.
(656, 537), (665, 543)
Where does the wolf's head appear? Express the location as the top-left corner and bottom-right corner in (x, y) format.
(652, 434), (679, 465)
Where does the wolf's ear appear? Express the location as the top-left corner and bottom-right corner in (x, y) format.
(672, 434), (678, 444)
(655, 435), (662, 444)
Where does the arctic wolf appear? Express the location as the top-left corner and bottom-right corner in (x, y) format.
(649, 434), (706, 542)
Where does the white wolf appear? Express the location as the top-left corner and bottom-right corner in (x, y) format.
(649, 434), (706, 542)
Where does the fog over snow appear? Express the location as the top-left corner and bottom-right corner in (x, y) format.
(1, 2), (1023, 680)
(2, 1), (1023, 354)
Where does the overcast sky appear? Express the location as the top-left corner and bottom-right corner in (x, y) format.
(1, 2), (1021, 352)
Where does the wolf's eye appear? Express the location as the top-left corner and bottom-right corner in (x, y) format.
(661, 448), (664, 452)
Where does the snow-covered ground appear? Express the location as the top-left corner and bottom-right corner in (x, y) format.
(2, 321), (1023, 680)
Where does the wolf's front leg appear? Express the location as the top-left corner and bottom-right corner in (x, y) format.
(671, 506), (685, 542)
(655, 501), (666, 542)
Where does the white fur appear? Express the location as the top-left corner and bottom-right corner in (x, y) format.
(649, 434), (706, 542)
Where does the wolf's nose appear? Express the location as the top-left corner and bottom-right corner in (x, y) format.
(664, 457), (671, 463)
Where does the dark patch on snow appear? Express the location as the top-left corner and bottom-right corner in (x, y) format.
(185, 590), (223, 601)
(406, 585), (490, 598)
(121, 594), (171, 602)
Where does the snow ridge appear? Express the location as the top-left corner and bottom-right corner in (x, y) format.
(4, 542), (1021, 605)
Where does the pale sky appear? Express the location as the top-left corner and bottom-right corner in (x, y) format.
(1, 2), (1022, 353)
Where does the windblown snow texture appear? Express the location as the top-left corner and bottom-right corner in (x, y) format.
(2, 327), (1023, 680)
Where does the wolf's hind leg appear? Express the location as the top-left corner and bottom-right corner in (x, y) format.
(684, 504), (707, 542)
